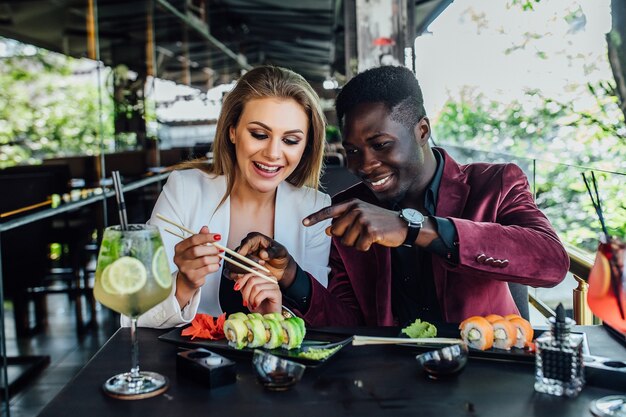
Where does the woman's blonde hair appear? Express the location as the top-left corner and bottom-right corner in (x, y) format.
(178, 66), (326, 203)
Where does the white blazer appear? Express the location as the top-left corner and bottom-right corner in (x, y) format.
(125, 169), (331, 328)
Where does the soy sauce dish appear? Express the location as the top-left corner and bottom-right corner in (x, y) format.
(415, 343), (469, 379)
(252, 350), (306, 391)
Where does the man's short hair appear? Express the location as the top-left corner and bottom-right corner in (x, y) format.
(335, 65), (426, 130)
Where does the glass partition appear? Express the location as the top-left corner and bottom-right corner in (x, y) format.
(443, 143), (626, 318)
(0, 1), (107, 411)
(0, 1), (239, 411)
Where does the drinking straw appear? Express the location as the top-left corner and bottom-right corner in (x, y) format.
(111, 170), (128, 231)
(582, 171), (624, 319)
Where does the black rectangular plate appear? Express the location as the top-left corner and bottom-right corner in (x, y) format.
(399, 322), (588, 364)
(158, 327), (353, 368)
(604, 322), (626, 348)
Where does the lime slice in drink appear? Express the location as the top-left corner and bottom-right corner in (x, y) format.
(100, 264), (119, 294)
(152, 246), (172, 289)
(107, 256), (147, 294)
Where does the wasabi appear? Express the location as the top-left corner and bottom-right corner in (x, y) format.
(298, 345), (341, 360)
(401, 318), (437, 339)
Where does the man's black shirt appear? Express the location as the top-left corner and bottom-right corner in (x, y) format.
(285, 149), (459, 322)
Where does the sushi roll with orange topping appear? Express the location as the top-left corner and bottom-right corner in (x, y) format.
(508, 316), (534, 349)
(504, 314), (521, 321)
(491, 318), (517, 350)
(484, 314), (504, 323)
(459, 316), (494, 351)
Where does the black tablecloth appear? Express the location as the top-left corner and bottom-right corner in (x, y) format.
(38, 326), (625, 417)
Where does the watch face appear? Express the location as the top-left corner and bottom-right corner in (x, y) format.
(401, 208), (424, 224)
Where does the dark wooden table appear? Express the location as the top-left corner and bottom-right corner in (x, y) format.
(38, 326), (625, 417)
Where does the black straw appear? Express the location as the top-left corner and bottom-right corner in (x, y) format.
(111, 171), (128, 231)
(582, 171), (624, 319)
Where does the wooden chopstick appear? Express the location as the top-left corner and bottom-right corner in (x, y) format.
(163, 227), (276, 284)
(156, 213), (270, 274)
(1, 198), (52, 218)
(352, 335), (463, 346)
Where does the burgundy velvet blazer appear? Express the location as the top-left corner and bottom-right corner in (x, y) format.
(299, 148), (569, 326)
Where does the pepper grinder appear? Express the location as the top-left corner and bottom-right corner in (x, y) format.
(534, 303), (585, 397)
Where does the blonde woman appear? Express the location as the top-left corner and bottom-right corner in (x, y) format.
(128, 66), (330, 328)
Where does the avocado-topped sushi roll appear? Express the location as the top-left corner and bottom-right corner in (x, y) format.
(247, 313), (264, 320)
(263, 319), (284, 349)
(224, 318), (248, 349)
(290, 316), (306, 339)
(263, 312), (284, 321)
(245, 318), (267, 348)
(228, 312), (248, 321)
(484, 314), (504, 323)
(281, 319), (304, 349)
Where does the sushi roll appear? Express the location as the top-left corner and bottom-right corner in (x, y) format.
(228, 312), (248, 321)
(281, 319), (304, 349)
(224, 318), (248, 349)
(263, 312), (285, 321)
(504, 314), (521, 321)
(491, 318), (517, 350)
(245, 318), (267, 348)
(508, 316), (534, 349)
(247, 313), (264, 320)
(459, 316), (494, 351)
(484, 314), (504, 323)
(263, 319), (284, 349)
(289, 316), (306, 339)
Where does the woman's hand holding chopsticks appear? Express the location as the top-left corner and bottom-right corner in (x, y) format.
(161, 221), (282, 312)
(173, 225), (223, 309)
(158, 213), (288, 314)
(234, 273), (282, 314)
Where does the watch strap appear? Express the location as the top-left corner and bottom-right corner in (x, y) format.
(403, 223), (421, 246)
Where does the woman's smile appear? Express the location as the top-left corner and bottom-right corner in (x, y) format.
(230, 97), (308, 194)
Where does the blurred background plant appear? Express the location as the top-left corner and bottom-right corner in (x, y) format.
(421, 0), (625, 251)
(0, 37), (114, 168)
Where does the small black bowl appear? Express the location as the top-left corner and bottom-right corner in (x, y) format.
(252, 350), (306, 391)
(416, 343), (469, 379)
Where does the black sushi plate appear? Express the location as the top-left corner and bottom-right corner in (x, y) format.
(158, 327), (353, 368)
(398, 322), (589, 364)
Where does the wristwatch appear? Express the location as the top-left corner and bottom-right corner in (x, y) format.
(399, 208), (425, 247)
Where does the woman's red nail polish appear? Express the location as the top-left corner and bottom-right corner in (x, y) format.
(219, 249), (225, 253)
(214, 234), (221, 241)
(234, 282), (240, 291)
(243, 300), (247, 307)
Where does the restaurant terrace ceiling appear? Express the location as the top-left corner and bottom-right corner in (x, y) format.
(0, 0), (451, 90)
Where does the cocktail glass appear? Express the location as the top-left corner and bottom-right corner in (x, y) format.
(93, 224), (173, 399)
(588, 238), (626, 417)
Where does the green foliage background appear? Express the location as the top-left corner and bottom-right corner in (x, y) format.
(429, 1), (625, 252)
(433, 83), (625, 251)
(0, 37), (114, 169)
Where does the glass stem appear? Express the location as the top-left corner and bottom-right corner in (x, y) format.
(130, 317), (140, 378)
